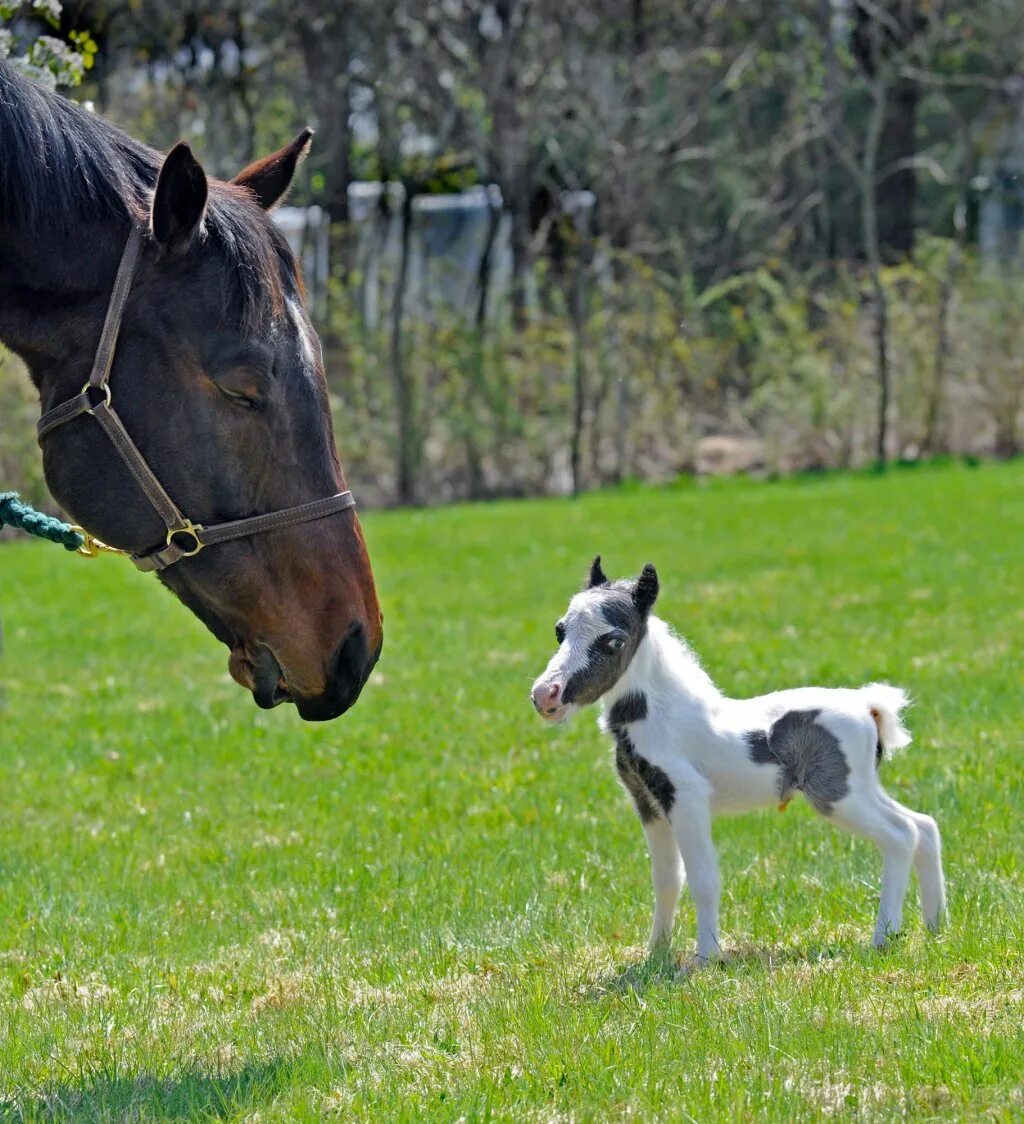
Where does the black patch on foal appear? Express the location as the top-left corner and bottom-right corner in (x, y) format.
(745, 709), (850, 814)
(609, 691), (648, 726)
(609, 690), (674, 823)
(598, 596), (637, 634)
(615, 740), (661, 824)
(744, 729), (772, 765)
(633, 752), (676, 819)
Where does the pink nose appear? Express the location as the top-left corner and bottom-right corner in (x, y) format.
(532, 681), (562, 714)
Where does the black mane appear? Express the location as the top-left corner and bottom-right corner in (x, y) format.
(0, 60), (287, 328)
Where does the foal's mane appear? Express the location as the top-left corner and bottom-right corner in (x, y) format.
(0, 61), (286, 328)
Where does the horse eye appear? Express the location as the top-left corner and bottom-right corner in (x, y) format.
(555, 622), (566, 644)
(605, 635), (626, 652)
(217, 385), (261, 411)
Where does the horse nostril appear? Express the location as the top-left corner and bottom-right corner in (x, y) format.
(332, 621), (369, 694)
(548, 683), (561, 701)
(292, 623), (380, 722)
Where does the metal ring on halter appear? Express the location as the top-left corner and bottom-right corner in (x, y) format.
(166, 521), (205, 557)
(82, 382), (113, 412)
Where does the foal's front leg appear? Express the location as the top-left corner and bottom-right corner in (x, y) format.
(669, 788), (720, 963)
(641, 815), (684, 951)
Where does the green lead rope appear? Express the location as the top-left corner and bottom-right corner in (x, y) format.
(0, 492), (84, 552)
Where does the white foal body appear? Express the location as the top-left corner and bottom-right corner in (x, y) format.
(531, 558), (946, 964)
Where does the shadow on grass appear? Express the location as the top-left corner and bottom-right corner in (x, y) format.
(584, 939), (851, 999)
(0, 1057), (308, 1122)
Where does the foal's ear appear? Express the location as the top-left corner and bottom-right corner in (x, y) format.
(632, 563), (659, 614)
(585, 555), (609, 589)
(232, 128), (314, 210)
(151, 142), (208, 256)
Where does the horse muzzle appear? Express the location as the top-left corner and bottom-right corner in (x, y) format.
(291, 622), (381, 721)
(230, 625), (382, 722)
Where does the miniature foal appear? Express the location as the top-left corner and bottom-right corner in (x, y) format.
(530, 558), (945, 963)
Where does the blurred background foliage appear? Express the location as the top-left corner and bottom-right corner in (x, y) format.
(3, 0), (1024, 505)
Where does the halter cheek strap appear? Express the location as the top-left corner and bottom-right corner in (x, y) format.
(36, 224), (356, 571)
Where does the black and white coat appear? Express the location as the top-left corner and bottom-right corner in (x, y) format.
(531, 558), (946, 964)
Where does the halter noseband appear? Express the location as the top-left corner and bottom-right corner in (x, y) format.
(36, 224), (356, 572)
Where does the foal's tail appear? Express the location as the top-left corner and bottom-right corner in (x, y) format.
(860, 683), (912, 759)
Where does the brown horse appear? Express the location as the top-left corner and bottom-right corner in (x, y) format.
(0, 62), (382, 721)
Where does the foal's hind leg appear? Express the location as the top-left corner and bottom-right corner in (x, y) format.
(879, 793), (946, 931)
(828, 789), (919, 947)
(641, 815), (684, 951)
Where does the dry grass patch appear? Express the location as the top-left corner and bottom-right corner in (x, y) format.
(920, 988), (1024, 1028)
(21, 975), (114, 1010)
(250, 973), (311, 1014)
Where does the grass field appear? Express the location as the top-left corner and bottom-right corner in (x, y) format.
(1, 460), (1023, 1121)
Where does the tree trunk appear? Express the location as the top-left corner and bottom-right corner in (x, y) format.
(876, 75), (918, 260)
(870, 267), (891, 463)
(924, 200), (965, 455)
(993, 399), (1021, 459)
(602, 0), (644, 482)
(861, 80), (891, 464)
(852, 1), (921, 261)
(486, 0), (531, 332)
(569, 254), (588, 496)
(231, 7), (258, 163)
(463, 197), (502, 498)
(297, 13), (354, 297)
(390, 190), (417, 505)
(298, 17), (352, 223)
(508, 195), (531, 332)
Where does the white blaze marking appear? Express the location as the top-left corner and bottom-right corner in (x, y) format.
(287, 297), (318, 373)
(540, 591), (611, 687)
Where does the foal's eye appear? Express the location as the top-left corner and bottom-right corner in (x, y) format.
(603, 634), (626, 652)
(555, 622), (566, 644)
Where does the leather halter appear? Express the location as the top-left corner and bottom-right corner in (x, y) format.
(36, 224), (356, 572)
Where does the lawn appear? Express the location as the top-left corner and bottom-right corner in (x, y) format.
(1, 460), (1023, 1121)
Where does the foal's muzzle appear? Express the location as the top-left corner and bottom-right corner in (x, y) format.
(531, 679), (569, 723)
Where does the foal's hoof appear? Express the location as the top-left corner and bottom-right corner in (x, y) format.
(674, 955), (712, 980)
(645, 940), (675, 965)
(872, 929), (905, 951)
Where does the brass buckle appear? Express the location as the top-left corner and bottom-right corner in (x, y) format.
(69, 525), (128, 559)
(82, 381), (112, 412)
(167, 521), (205, 557)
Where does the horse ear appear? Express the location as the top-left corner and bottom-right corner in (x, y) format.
(585, 555), (608, 589)
(232, 128), (314, 210)
(632, 563), (659, 614)
(151, 142), (208, 256)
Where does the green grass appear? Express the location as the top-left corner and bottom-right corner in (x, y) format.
(1, 460), (1023, 1121)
